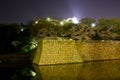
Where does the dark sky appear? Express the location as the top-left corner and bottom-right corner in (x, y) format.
(0, 0), (120, 24)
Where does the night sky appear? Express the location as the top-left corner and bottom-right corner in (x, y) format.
(0, 0), (120, 24)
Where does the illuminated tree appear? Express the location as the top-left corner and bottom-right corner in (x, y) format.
(29, 18), (62, 41)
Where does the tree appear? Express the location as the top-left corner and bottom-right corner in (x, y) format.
(28, 18), (61, 41)
(80, 17), (96, 26)
(98, 18), (120, 40)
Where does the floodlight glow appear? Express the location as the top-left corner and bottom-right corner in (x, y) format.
(91, 23), (96, 27)
(66, 17), (79, 24)
(72, 17), (79, 24)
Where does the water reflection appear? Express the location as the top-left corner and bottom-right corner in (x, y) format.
(33, 60), (120, 80)
(0, 64), (36, 80)
(33, 63), (82, 80)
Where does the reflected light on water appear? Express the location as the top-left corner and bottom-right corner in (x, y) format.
(33, 60), (120, 80)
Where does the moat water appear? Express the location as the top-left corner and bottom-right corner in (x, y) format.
(0, 60), (120, 80)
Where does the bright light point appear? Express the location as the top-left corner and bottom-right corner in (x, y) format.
(31, 45), (36, 49)
(35, 44), (38, 47)
(72, 17), (79, 24)
(91, 23), (96, 27)
(35, 21), (38, 24)
(21, 28), (24, 32)
(30, 70), (36, 77)
(69, 38), (73, 40)
(102, 40), (104, 42)
(60, 21), (64, 26)
(47, 17), (51, 21)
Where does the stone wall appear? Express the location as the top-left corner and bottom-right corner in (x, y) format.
(33, 39), (83, 65)
(76, 40), (120, 61)
(33, 39), (120, 65)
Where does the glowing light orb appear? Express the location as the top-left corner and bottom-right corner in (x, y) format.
(60, 21), (64, 26)
(91, 23), (96, 27)
(21, 28), (24, 32)
(35, 21), (38, 24)
(47, 17), (51, 21)
(30, 70), (36, 77)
